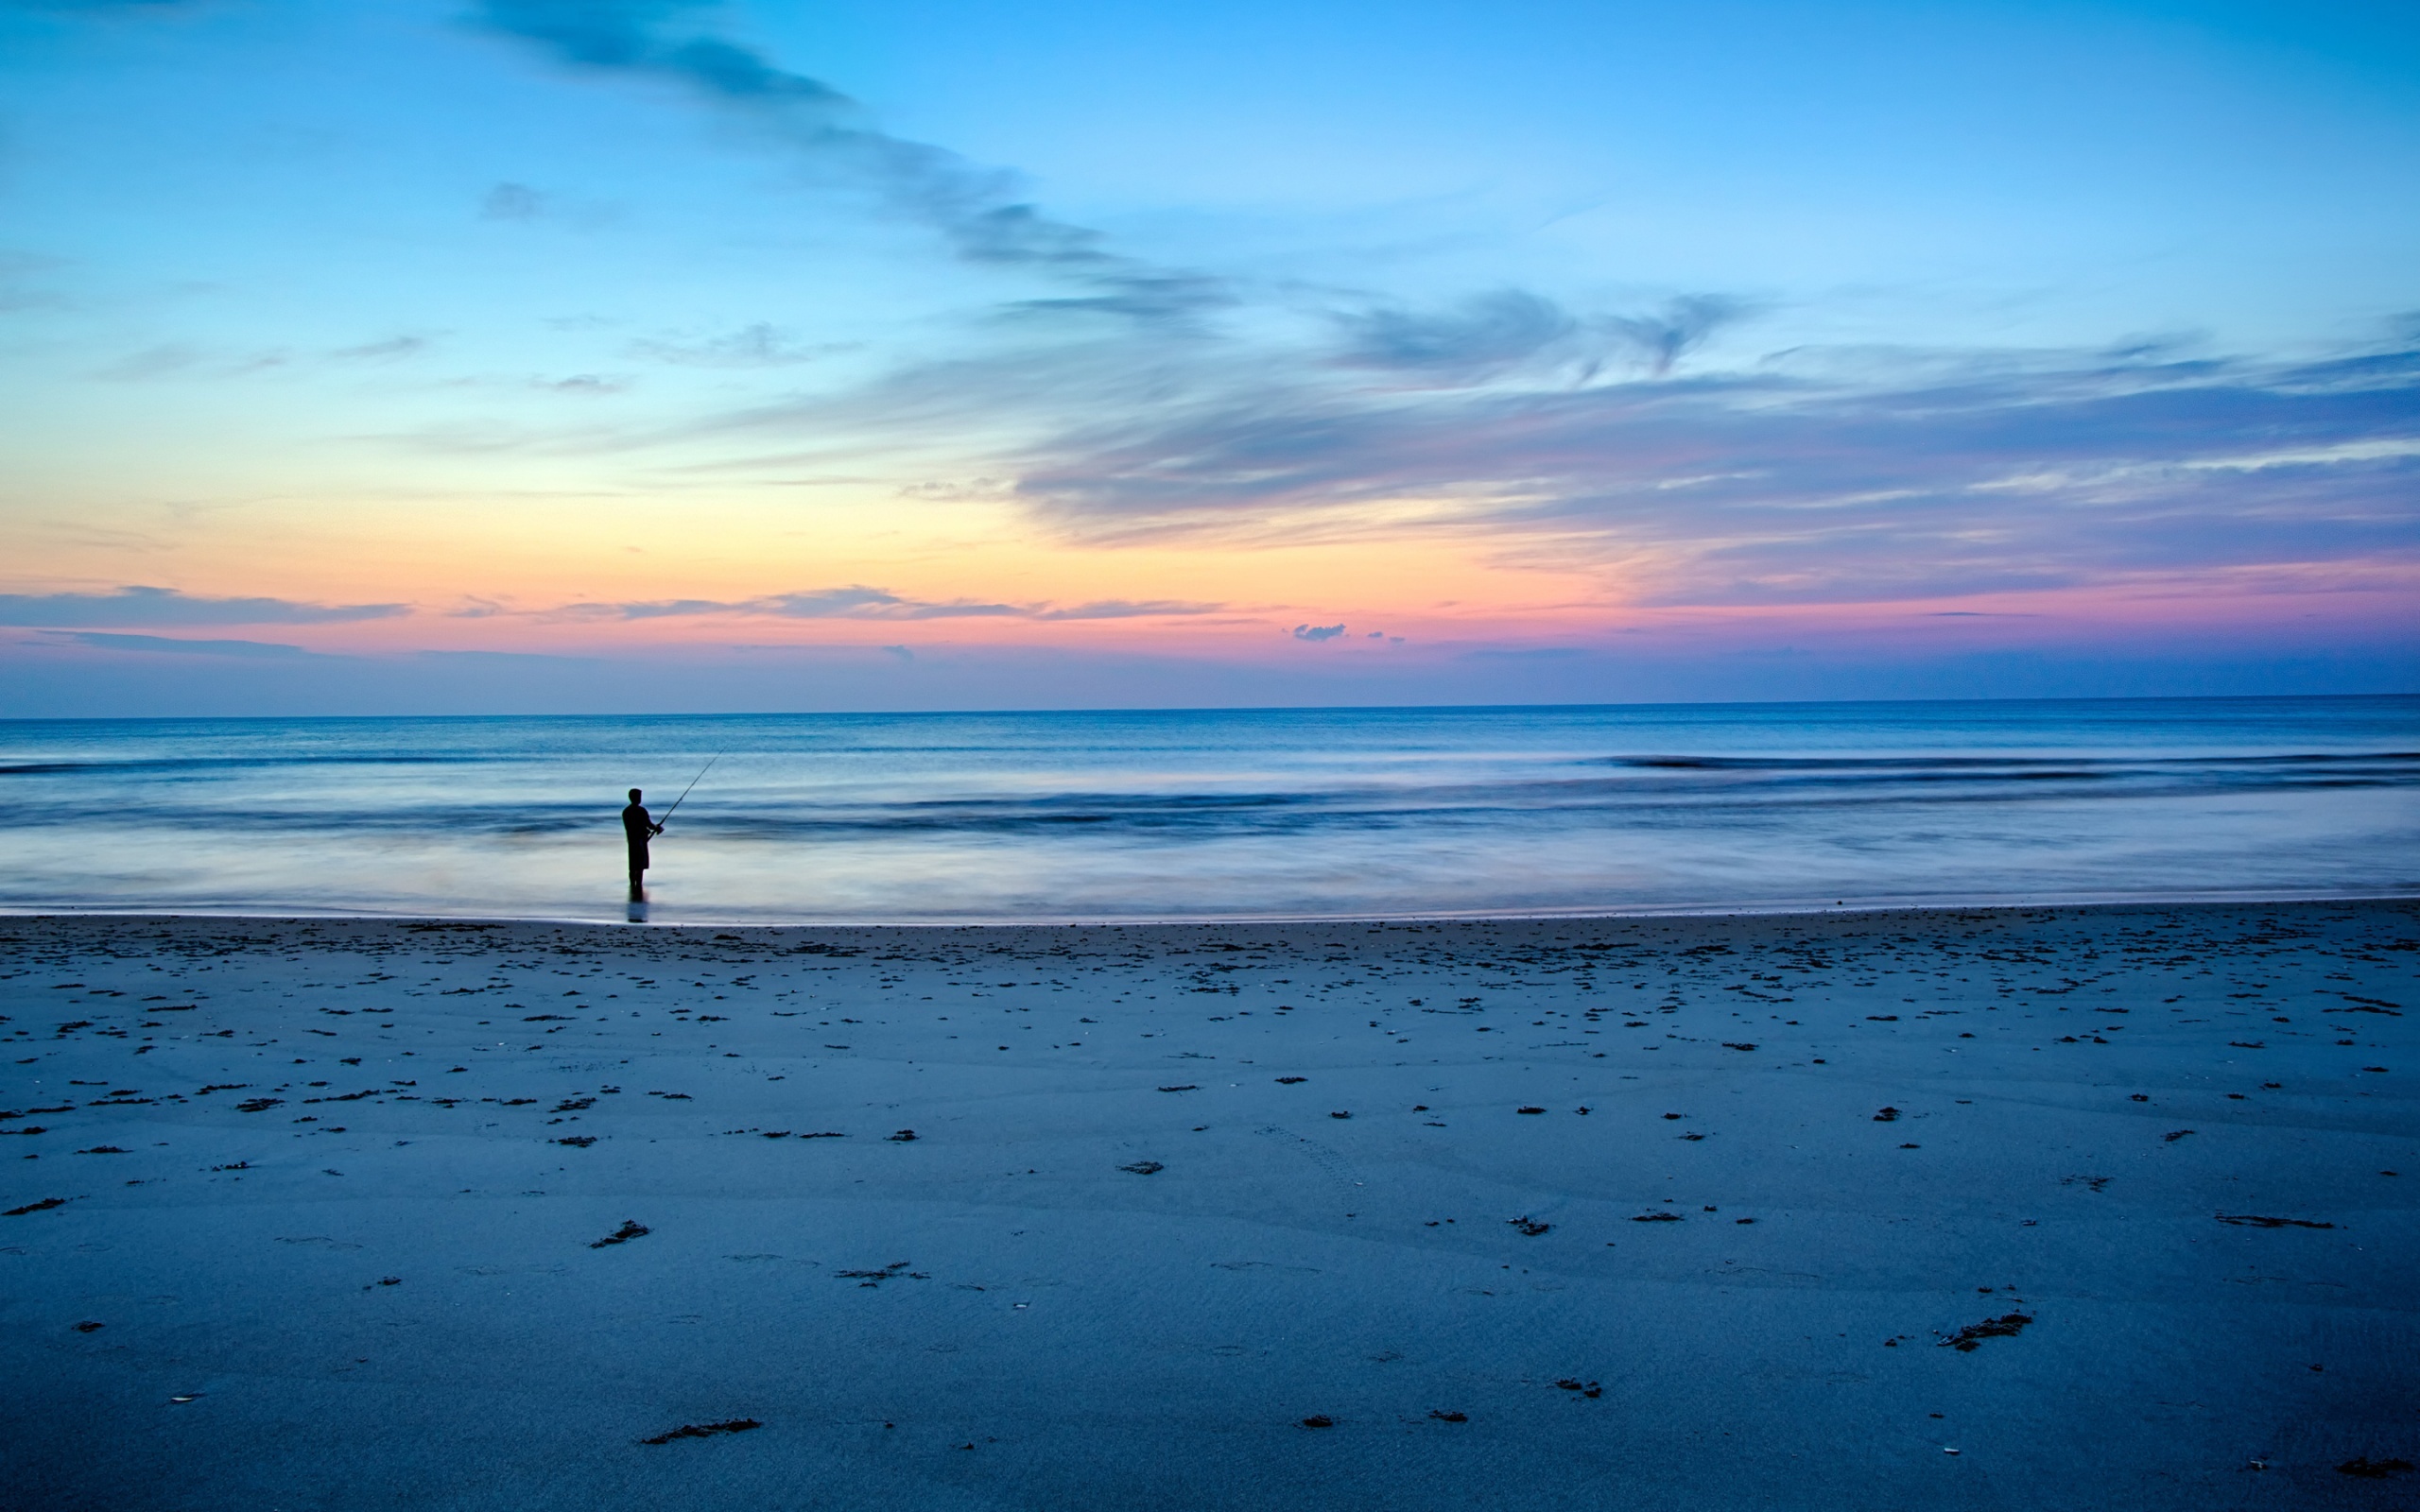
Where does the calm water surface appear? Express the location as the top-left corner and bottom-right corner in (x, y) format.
(2, 697), (2413, 922)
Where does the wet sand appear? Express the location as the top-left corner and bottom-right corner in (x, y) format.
(3, 900), (2414, 1510)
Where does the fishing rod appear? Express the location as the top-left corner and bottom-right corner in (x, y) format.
(655, 753), (720, 829)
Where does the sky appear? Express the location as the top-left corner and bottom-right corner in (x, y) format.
(1, 0), (2415, 715)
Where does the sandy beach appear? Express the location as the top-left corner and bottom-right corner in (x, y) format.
(4, 898), (2413, 1510)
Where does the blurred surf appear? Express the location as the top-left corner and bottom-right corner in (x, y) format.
(0, 696), (2411, 921)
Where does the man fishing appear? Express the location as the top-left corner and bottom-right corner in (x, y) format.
(621, 788), (662, 901)
(621, 757), (716, 902)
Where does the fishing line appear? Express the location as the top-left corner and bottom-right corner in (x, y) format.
(658, 753), (720, 824)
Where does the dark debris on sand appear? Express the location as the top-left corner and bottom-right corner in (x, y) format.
(1938, 1313), (2033, 1351)
(591, 1220), (651, 1248)
(639, 1418), (760, 1445)
(2215, 1213), (2335, 1228)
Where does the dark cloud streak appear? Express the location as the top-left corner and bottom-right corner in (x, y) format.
(42, 631), (317, 658)
(576, 587), (1227, 622)
(1607, 295), (1748, 376)
(1332, 290), (1748, 383)
(0, 586), (406, 627)
(470, 0), (1226, 320)
(595, 586), (1018, 621)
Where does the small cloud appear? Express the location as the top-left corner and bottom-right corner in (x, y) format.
(1605, 294), (1748, 376)
(880, 644), (914, 662)
(95, 343), (288, 381)
(1034, 599), (1223, 620)
(95, 343), (200, 381)
(0, 586), (406, 627)
(630, 323), (833, 368)
(759, 588), (1019, 620)
(540, 374), (626, 394)
(0, 256), (69, 312)
(408, 647), (601, 666)
(596, 598), (733, 620)
(330, 335), (428, 363)
(752, 587), (906, 617)
(1001, 272), (1235, 327)
(1336, 289), (1577, 380)
(20, 1), (213, 13)
(595, 586), (1022, 621)
(1292, 623), (1346, 642)
(897, 478), (1013, 503)
(481, 181), (544, 220)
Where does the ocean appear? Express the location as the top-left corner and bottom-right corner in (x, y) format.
(1, 696), (2412, 922)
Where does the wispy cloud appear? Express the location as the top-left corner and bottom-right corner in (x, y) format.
(94, 335), (431, 381)
(0, 586), (407, 627)
(996, 336), (2420, 603)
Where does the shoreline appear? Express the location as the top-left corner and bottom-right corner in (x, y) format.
(5, 885), (2415, 933)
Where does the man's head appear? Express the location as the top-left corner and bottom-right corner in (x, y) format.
(629, 788), (642, 802)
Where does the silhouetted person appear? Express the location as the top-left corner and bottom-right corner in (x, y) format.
(622, 788), (662, 901)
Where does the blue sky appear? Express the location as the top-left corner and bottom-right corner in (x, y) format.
(1, 0), (2414, 714)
